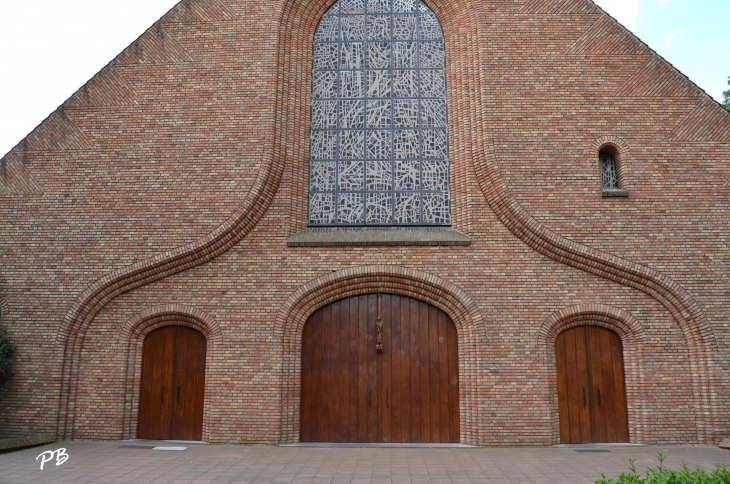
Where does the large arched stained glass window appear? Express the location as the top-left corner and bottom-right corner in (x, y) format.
(308, 0), (450, 226)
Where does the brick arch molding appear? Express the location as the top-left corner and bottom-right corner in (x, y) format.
(274, 264), (487, 444)
(537, 304), (648, 444)
(117, 305), (222, 441)
(55, 0), (717, 443)
(592, 135), (630, 187)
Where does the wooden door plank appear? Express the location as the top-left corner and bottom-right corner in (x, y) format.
(313, 306), (327, 441)
(418, 300), (431, 443)
(562, 327), (582, 443)
(399, 296), (413, 443)
(609, 331), (630, 442)
(300, 310), (315, 441)
(171, 326), (184, 440)
(437, 309), (450, 442)
(357, 295), (370, 442)
(595, 327), (613, 443)
(409, 297), (422, 443)
(171, 326), (206, 441)
(555, 330), (571, 444)
(600, 328), (629, 443)
(381, 294), (392, 443)
(587, 326), (607, 443)
(138, 326), (175, 440)
(389, 295), (403, 442)
(192, 328), (206, 441)
(447, 319), (460, 442)
(331, 299), (343, 441)
(367, 295), (379, 443)
(346, 297), (359, 442)
(599, 328), (618, 443)
(427, 304), (441, 442)
(576, 327), (593, 443)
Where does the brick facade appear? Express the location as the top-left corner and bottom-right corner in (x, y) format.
(1, 0), (729, 445)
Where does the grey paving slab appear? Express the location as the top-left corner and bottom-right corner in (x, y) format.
(1, 442), (729, 484)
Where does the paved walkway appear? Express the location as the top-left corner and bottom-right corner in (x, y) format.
(1, 441), (729, 484)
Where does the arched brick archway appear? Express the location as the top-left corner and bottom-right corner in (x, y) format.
(275, 265), (487, 444)
(118, 305), (222, 441)
(52, 0), (717, 445)
(538, 304), (647, 444)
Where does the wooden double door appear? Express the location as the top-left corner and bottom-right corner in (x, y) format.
(556, 325), (629, 443)
(301, 294), (460, 443)
(138, 326), (207, 441)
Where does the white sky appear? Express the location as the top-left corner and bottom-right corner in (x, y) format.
(0, 0), (727, 157)
(594, 0), (640, 29)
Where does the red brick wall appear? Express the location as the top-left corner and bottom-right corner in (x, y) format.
(0, 0), (728, 445)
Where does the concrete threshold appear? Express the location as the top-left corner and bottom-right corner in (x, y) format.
(282, 442), (474, 448)
(120, 439), (210, 446)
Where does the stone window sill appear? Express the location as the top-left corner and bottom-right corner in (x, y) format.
(602, 188), (630, 198)
(287, 227), (471, 247)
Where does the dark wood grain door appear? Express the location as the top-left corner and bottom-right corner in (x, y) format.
(556, 325), (629, 443)
(138, 325), (206, 441)
(301, 294), (459, 443)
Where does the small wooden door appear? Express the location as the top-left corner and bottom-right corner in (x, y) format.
(556, 325), (629, 443)
(301, 294), (459, 443)
(138, 326), (207, 441)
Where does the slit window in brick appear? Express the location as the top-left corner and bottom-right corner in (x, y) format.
(600, 150), (619, 189)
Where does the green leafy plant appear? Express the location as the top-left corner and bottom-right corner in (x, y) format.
(595, 452), (730, 483)
(0, 269), (16, 392)
(723, 76), (730, 112)
(0, 323), (16, 391)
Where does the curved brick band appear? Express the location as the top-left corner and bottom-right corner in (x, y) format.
(53, 0), (718, 444)
(118, 305), (223, 441)
(53, 58), (287, 438)
(472, 131), (716, 443)
(274, 265), (487, 445)
(537, 304), (648, 444)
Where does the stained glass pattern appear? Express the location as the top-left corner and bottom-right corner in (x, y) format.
(309, 0), (450, 225)
(600, 151), (619, 188)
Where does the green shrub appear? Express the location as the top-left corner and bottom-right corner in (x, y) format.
(0, 323), (16, 391)
(596, 452), (730, 484)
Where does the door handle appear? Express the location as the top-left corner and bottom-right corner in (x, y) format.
(583, 387), (587, 407)
(177, 385), (182, 404)
(386, 387), (389, 408)
(161, 386), (165, 405)
(596, 387), (601, 407)
(368, 390), (371, 408)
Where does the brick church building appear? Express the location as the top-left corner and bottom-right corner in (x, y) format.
(1, 0), (729, 446)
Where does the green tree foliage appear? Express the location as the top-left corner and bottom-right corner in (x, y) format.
(0, 324), (16, 391)
(0, 271), (16, 392)
(723, 76), (730, 112)
(596, 452), (730, 483)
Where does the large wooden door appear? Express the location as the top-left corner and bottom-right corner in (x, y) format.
(556, 325), (629, 443)
(301, 294), (459, 443)
(138, 326), (207, 441)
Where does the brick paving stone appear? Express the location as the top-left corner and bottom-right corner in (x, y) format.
(1, 442), (729, 483)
